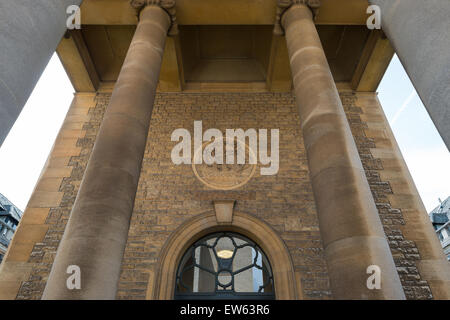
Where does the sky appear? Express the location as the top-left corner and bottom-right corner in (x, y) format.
(0, 54), (448, 213)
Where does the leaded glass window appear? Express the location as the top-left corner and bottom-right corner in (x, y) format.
(174, 232), (275, 300)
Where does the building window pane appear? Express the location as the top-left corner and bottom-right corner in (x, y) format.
(175, 232), (275, 300)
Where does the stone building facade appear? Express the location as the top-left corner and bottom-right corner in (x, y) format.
(429, 197), (450, 261)
(0, 0), (449, 300)
(0, 194), (23, 263)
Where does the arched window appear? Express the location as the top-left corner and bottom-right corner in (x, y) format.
(174, 232), (275, 300)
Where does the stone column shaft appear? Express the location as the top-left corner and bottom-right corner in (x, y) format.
(0, 0), (82, 146)
(282, 4), (405, 299)
(369, 0), (450, 151)
(42, 5), (170, 299)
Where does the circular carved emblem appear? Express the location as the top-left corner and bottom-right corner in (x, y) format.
(192, 138), (257, 190)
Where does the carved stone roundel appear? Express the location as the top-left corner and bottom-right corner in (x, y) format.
(192, 138), (257, 190)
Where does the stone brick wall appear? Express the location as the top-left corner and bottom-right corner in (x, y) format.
(1, 88), (442, 300)
(341, 91), (434, 299)
(117, 92), (331, 300)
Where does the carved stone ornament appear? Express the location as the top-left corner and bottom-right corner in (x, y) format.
(192, 139), (257, 191)
(274, 0), (321, 36)
(130, 0), (178, 35)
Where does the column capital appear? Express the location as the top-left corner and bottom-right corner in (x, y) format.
(273, 0), (321, 36)
(130, 0), (178, 35)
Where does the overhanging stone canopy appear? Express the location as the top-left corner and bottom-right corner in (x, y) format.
(56, 0), (389, 92)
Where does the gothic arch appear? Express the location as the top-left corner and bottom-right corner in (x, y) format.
(150, 210), (299, 299)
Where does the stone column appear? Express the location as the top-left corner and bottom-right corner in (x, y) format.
(279, 1), (405, 299)
(368, 0), (450, 151)
(0, 0), (83, 146)
(42, 2), (175, 299)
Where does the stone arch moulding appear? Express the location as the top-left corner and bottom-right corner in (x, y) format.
(150, 210), (299, 300)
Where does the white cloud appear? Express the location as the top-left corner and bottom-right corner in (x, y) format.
(390, 89), (416, 126)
